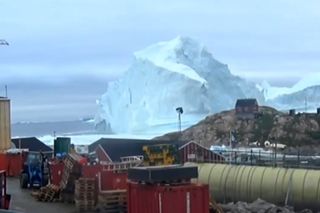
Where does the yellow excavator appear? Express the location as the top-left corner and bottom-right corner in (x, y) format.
(142, 144), (179, 166)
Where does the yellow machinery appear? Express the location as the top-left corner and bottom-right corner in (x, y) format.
(142, 144), (179, 166)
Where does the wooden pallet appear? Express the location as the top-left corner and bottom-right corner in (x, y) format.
(75, 199), (96, 212)
(76, 185), (96, 192)
(75, 178), (96, 192)
(36, 184), (60, 202)
(64, 159), (74, 170)
(77, 178), (96, 183)
(97, 190), (127, 213)
(75, 191), (96, 200)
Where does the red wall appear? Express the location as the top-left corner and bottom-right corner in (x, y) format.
(179, 142), (224, 163)
(0, 153), (26, 177)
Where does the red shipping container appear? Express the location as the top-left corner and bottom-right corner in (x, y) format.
(99, 171), (128, 191)
(49, 162), (64, 186)
(82, 164), (102, 178)
(6, 153), (25, 177)
(128, 182), (209, 213)
(0, 154), (7, 171)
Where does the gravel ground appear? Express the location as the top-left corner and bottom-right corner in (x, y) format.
(6, 178), (76, 213)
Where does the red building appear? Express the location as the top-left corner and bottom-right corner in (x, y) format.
(235, 98), (259, 119)
(178, 141), (224, 163)
(92, 138), (224, 164)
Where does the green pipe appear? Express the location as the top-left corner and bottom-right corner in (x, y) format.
(197, 163), (320, 210)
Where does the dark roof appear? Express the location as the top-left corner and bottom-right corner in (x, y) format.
(90, 138), (184, 162)
(235, 98), (258, 108)
(12, 137), (53, 153)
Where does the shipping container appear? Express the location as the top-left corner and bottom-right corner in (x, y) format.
(0, 153), (26, 177)
(99, 170), (128, 191)
(6, 153), (25, 177)
(0, 154), (7, 171)
(127, 182), (209, 213)
(82, 164), (102, 178)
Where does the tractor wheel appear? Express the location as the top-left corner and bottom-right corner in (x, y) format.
(20, 173), (28, 189)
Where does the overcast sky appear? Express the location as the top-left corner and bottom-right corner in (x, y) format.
(1, 0), (320, 122)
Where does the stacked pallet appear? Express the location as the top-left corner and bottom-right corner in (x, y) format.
(59, 153), (83, 203)
(60, 153), (82, 190)
(75, 178), (97, 212)
(35, 184), (60, 202)
(97, 190), (127, 213)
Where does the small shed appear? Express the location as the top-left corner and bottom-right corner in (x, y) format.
(179, 141), (224, 163)
(235, 98), (259, 119)
(11, 137), (53, 157)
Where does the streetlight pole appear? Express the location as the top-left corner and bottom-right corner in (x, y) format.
(176, 107), (183, 133)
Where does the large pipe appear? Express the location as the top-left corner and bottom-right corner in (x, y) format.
(197, 163), (320, 211)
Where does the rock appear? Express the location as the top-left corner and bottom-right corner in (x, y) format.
(219, 199), (296, 213)
(155, 106), (320, 149)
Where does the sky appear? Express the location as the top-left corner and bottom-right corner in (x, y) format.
(1, 0), (320, 122)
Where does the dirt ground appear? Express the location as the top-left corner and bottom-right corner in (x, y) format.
(6, 178), (77, 213)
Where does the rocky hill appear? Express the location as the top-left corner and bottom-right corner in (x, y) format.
(155, 106), (320, 150)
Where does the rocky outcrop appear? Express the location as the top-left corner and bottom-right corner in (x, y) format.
(155, 106), (320, 151)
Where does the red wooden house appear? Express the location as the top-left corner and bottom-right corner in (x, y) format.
(178, 141), (224, 163)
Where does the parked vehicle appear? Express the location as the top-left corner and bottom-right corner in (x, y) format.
(20, 152), (49, 188)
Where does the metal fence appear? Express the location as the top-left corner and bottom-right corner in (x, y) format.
(207, 150), (320, 170)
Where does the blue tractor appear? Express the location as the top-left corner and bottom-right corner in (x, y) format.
(20, 153), (49, 189)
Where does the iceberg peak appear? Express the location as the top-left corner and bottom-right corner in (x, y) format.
(134, 36), (207, 84)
